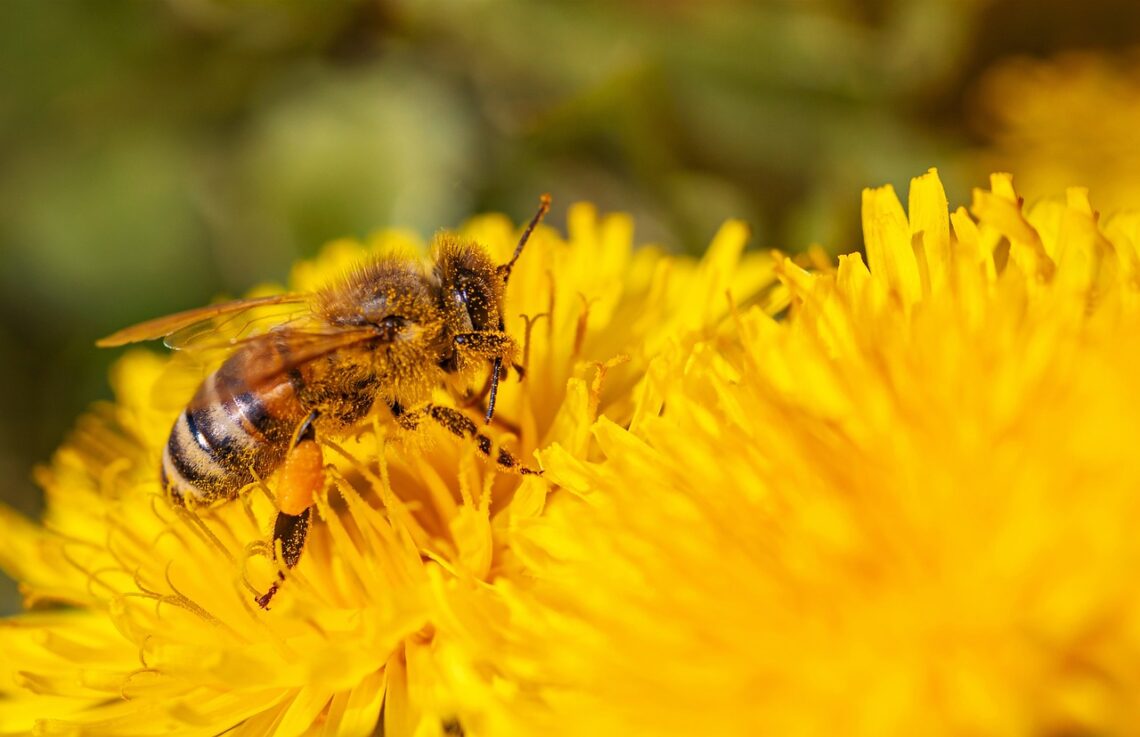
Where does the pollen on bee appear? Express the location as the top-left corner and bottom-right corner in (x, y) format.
(277, 439), (324, 517)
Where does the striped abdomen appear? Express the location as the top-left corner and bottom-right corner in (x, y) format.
(161, 338), (306, 506)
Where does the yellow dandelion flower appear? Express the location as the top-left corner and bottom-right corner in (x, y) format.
(976, 51), (1140, 215)
(440, 170), (1140, 736)
(0, 203), (771, 736)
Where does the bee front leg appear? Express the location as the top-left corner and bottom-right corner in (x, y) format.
(257, 411), (323, 609)
(453, 330), (514, 359)
(453, 331), (519, 423)
(392, 402), (540, 476)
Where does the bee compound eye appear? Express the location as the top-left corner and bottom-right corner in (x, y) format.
(455, 286), (493, 331)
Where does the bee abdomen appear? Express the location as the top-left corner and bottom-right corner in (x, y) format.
(162, 369), (295, 505)
(162, 406), (251, 504)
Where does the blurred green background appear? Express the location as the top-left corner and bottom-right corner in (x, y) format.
(4, 0), (1140, 612)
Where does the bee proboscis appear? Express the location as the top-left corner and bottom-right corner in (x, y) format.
(98, 196), (551, 607)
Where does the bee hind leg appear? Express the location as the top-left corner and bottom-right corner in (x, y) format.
(257, 411), (323, 609)
(257, 508), (311, 608)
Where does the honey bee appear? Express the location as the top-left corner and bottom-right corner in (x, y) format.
(98, 195), (551, 607)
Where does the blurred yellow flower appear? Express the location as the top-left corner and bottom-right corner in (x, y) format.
(435, 170), (1140, 736)
(0, 205), (771, 736)
(976, 51), (1140, 216)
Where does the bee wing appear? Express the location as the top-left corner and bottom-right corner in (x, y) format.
(162, 301), (319, 352)
(146, 325), (385, 416)
(240, 327), (384, 383)
(96, 293), (310, 349)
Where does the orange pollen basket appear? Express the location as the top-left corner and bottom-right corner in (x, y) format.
(277, 440), (324, 517)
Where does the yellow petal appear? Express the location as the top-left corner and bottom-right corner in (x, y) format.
(862, 183), (923, 308)
(908, 168), (951, 295)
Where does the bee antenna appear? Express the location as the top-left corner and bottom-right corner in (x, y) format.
(498, 194), (551, 284)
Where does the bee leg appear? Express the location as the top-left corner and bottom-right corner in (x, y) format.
(399, 403), (540, 476)
(453, 330), (518, 423)
(457, 360), (525, 412)
(257, 508), (311, 608)
(485, 356), (503, 424)
(257, 411), (323, 609)
(452, 330), (514, 357)
(459, 369), (496, 409)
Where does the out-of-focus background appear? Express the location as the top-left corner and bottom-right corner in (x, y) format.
(3, 0), (1140, 611)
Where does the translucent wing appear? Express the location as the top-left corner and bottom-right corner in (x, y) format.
(96, 293), (310, 349)
(161, 300), (317, 352)
(229, 327), (385, 388)
(146, 325), (385, 414)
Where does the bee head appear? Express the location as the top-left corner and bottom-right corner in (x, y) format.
(435, 195), (550, 423)
(433, 240), (503, 335)
(433, 195), (551, 336)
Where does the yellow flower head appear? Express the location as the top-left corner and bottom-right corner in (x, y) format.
(436, 171), (1140, 736)
(5, 170), (1140, 736)
(0, 204), (769, 735)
